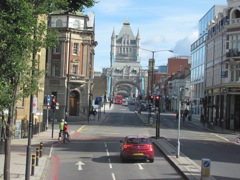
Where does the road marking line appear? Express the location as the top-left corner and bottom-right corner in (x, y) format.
(112, 173), (116, 180)
(105, 142), (107, 148)
(108, 158), (112, 169)
(211, 133), (230, 142)
(138, 163), (144, 170)
(77, 125), (86, 132)
(106, 149), (109, 156)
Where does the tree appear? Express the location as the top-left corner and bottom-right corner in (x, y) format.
(0, 0), (96, 179)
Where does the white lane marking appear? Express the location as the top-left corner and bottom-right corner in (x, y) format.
(104, 142), (107, 148)
(108, 158), (112, 169)
(49, 145), (53, 158)
(112, 173), (116, 180)
(106, 149), (109, 156)
(211, 133), (230, 142)
(138, 163), (144, 170)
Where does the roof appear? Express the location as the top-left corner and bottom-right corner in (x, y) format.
(117, 20), (136, 41)
(126, 135), (149, 139)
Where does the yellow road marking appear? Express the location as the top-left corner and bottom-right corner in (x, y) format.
(211, 133), (230, 142)
(77, 125), (86, 132)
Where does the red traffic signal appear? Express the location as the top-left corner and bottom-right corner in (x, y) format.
(156, 95), (160, 100)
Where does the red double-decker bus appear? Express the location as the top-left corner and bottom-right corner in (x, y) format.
(115, 95), (123, 104)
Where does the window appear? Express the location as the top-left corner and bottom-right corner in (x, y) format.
(56, 19), (62, 27)
(73, 20), (80, 29)
(54, 47), (60, 54)
(72, 64), (78, 74)
(52, 63), (60, 76)
(73, 43), (79, 55)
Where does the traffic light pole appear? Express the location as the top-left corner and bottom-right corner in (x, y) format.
(52, 109), (55, 138)
(155, 110), (160, 138)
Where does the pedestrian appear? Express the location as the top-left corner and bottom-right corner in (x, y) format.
(176, 111), (179, 121)
(58, 119), (64, 140)
(63, 121), (71, 143)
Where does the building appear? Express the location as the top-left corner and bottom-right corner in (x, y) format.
(44, 11), (97, 122)
(205, 0), (240, 131)
(107, 20), (147, 99)
(14, 15), (48, 138)
(190, 5), (226, 116)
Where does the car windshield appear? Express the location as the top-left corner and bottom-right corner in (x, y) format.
(127, 138), (149, 144)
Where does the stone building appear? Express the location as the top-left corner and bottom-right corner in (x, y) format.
(44, 11), (97, 122)
(205, 0), (240, 131)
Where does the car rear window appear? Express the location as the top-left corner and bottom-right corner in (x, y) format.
(127, 138), (149, 144)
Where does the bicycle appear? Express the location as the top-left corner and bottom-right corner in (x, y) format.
(58, 130), (63, 141)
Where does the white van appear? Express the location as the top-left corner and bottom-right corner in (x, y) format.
(122, 99), (128, 106)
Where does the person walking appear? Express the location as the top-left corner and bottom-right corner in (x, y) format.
(63, 121), (71, 143)
(58, 119), (64, 140)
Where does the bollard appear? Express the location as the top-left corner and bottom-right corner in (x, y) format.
(201, 158), (211, 180)
(31, 155), (36, 176)
(36, 148), (39, 166)
(39, 142), (43, 157)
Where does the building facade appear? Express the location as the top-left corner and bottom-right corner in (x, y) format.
(205, 0), (240, 131)
(44, 11), (97, 122)
(191, 5), (226, 116)
(107, 20), (147, 99)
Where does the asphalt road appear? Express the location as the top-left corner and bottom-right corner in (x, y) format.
(45, 104), (184, 180)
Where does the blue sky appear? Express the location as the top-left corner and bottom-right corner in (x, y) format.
(85, 0), (227, 71)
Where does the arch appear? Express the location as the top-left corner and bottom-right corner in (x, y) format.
(69, 90), (80, 116)
(73, 20), (80, 28)
(56, 19), (62, 27)
(230, 8), (240, 22)
(112, 80), (141, 97)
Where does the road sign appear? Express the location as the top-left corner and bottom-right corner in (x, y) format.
(47, 95), (51, 105)
(96, 96), (102, 102)
(32, 98), (37, 114)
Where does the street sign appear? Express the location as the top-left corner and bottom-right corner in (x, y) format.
(47, 95), (51, 105)
(32, 97), (37, 114)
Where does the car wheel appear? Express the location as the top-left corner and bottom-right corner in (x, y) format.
(120, 155), (126, 163)
(149, 158), (154, 163)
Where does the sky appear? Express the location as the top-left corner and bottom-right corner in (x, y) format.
(85, 0), (228, 71)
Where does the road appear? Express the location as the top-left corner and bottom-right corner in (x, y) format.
(140, 109), (240, 180)
(44, 104), (184, 180)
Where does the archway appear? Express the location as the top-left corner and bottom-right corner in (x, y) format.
(69, 91), (80, 116)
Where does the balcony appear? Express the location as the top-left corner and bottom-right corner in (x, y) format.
(226, 49), (240, 59)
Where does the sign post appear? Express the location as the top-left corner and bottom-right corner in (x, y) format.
(201, 158), (211, 180)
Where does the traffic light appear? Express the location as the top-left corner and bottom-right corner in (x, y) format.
(51, 96), (56, 109)
(155, 95), (160, 107)
(149, 95), (154, 104)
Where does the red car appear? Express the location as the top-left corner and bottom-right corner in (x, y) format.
(120, 135), (154, 163)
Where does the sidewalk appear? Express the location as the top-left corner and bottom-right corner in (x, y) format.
(0, 103), (112, 180)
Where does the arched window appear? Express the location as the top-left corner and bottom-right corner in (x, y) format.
(56, 19), (62, 27)
(73, 20), (80, 29)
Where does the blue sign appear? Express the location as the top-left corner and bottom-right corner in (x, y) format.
(203, 160), (210, 168)
(47, 95), (51, 105)
(96, 96), (102, 102)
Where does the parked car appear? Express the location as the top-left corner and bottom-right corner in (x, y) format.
(120, 135), (154, 163)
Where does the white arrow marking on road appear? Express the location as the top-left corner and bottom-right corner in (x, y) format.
(75, 161), (85, 170)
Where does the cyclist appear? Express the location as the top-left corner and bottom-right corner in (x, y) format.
(58, 119), (64, 140)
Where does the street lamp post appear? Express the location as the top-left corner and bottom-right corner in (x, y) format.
(141, 48), (173, 123)
(176, 86), (184, 158)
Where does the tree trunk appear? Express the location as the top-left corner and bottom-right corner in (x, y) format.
(4, 123), (11, 180)
(4, 107), (14, 180)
